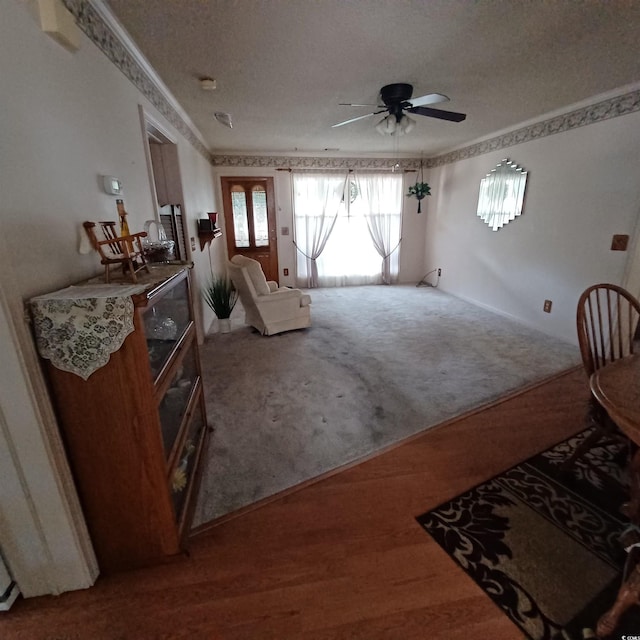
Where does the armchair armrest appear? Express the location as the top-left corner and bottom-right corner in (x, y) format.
(257, 288), (304, 303)
(267, 281), (279, 292)
(254, 288), (311, 323)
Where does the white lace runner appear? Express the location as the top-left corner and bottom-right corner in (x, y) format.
(30, 284), (146, 380)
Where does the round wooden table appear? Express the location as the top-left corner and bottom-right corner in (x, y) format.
(590, 354), (640, 638)
(591, 354), (640, 443)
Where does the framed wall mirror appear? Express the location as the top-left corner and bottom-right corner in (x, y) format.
(476, 159), (528, 231)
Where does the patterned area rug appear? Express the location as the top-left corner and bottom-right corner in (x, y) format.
(417, 430), (636, 639)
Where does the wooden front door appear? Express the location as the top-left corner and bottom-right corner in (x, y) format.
(221, 177), (279, 283)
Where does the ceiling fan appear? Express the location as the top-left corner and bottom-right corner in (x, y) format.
(332, 83), (466, 133)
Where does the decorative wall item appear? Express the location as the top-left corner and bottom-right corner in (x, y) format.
(476, 159), (528, 231)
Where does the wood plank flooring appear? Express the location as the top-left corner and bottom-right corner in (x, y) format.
(1, 367), (590, 640)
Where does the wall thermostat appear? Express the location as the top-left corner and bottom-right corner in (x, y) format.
(102, 175), (123, 196)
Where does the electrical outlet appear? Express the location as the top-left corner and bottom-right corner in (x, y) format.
(437, 268), (442, 277)
(190, 237), (196, 251)
(283, 268), (289, 276)
(543, 300), (552, 313)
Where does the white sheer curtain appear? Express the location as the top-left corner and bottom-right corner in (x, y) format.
(354, 172), (403, 284)
(293, 171), (403, 287)
(293, 172), (347, 288)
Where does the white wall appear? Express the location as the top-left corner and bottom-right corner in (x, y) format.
(1, 1), (223, 320)
(425, 111), (640, 344)
(0, 0), (224, 594)
(400, 174), (430, 283)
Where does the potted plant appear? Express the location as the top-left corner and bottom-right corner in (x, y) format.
(203, 275), (238, 333)
(407, 182), (431, 213)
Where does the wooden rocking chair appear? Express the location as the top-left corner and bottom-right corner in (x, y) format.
(83, 221), (150, 283)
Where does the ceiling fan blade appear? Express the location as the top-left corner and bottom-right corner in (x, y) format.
(409, 106), (467, 122)
(331, 110), (384, 128)
(338, 103), (382, 108)
(408, 93), (450, 107)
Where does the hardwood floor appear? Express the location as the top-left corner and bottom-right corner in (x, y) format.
(1, 367), (589, 640)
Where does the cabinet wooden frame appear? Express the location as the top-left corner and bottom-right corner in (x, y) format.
(40, 266), (210, 573)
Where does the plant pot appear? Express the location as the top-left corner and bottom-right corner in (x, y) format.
(218, 318), (231, 334)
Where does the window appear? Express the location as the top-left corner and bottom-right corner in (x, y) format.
(293, 172), (402, 287)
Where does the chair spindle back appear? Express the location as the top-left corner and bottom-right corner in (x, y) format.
(577, 283), (640, 377)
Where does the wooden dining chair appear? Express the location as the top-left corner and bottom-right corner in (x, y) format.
(563, 283), (640, 470)
(83, 221), (150, 283)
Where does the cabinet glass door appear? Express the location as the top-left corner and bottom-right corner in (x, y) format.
(170, 405), (205, 525)
(158, 341), (199, 459)
(144, 277), (191, 380)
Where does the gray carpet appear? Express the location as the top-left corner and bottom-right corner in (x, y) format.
(193, 285), (580, 526)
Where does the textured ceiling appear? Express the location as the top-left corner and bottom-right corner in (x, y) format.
(104, 0), (640, 157)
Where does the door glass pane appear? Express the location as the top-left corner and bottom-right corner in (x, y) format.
(231, 189), (250, 248)
(252, 187), (269, 247)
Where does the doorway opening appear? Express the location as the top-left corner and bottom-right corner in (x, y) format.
(140, 108), (190, 261)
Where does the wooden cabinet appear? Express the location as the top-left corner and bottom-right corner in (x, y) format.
(36, 266), (209, 573)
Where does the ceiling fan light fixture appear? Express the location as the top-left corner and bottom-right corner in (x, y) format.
(332, 83), (466, 133)
(402, 115), (416, 134)
(376, 116), (396, 136)
(375, 114), (416, 136)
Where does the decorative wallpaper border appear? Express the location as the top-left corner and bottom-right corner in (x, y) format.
(427, 88), (640, 168)
(73, 1), (640, 171)
(210, 155), (421, 170)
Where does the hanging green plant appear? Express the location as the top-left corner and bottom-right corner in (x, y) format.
(407, 182), (431, 198)
(407, 182), (431, 213)
(407, 158), (431, 213)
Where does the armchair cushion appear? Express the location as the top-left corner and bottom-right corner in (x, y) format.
(243, 257), (271, 296)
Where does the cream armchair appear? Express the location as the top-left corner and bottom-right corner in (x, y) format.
(227, 255), (311, 335)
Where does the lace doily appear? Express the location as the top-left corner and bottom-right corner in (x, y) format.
(30, 284), (146, 380)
